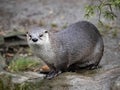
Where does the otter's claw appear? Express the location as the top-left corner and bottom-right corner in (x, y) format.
(44, 70), (61, 79)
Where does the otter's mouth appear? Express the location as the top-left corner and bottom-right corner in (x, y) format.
(30, 42), (38, 45)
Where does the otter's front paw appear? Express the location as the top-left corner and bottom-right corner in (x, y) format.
(44, 70), (61, 79)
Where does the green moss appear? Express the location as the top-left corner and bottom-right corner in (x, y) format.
(16, 80), (50, 90)
(0, 79), (4, 90)
(51, 23), (58, 28)
(112, 29), (118, 38)
(8, 57), (40, 72)
(18, 82), (33, 90)
(0, 72), (70, 90)
(0, 74), (13, 90)
(62, 23), (68, 29)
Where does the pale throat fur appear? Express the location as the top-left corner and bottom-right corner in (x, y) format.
(27, 31), (56, 64)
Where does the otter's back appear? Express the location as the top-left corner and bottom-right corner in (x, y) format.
(56, 21), (101, 47)
(55, 21), (103, 65)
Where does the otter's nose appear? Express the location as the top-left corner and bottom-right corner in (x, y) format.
(32, 38), (38, 42)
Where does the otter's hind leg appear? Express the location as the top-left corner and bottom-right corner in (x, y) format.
(88, 41), (104, 70)
(77, 41), (104, 70)
(45, 70), (61, 79)
(67, 64), (80, 72)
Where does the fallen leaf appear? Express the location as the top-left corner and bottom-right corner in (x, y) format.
(40, 65), (50, 72)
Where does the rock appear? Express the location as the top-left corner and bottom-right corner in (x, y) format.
(0, 67), (119, 90)
(67, 67), (120, 90)
(0, 54), (6, 72)
(3, 30), (27, 47)
(0, 71), (45, 90)
(0, 35), (4, 46)
(111, 77), (120, 90)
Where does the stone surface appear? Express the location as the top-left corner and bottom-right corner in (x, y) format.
(0, 67), (120, 90)
(0, 71), (45, 90)
(0, 54), (6, 72)
(111, 77), (120, 90)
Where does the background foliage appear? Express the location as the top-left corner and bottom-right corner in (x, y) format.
(85, 0), (120, 23)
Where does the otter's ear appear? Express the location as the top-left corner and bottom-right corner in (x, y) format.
(44, 30), (48, 33)
(26, 32), (28, 36)
(26, 31), (28, 34)
(26, 31), (30, 36)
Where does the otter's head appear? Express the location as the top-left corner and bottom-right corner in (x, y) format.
(27, 27), (49, 46)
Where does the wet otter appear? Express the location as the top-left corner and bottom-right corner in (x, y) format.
(27, 21), (104, 79)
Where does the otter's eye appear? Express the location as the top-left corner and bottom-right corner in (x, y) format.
(39, 34), (43, 37)
(29, 35), (32, 38)
(29, 35), (32, 40)
(45, 31), (48, 33)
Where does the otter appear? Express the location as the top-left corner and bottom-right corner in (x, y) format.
(27, 21), (104, 79)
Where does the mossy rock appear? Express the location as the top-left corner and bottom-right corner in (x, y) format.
(0, 71), (70, 90)
(0, 67), (120, 90)
(0, 54), (6, 71)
